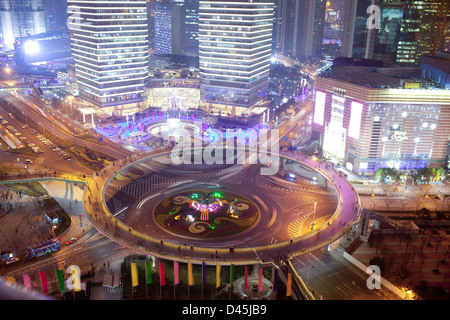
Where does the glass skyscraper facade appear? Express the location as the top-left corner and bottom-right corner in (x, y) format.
(199, 0), (274, 113)
(0, 0), (47, 50)
(68, 0), (149, 116)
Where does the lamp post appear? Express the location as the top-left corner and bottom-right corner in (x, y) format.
(311, 201), (317, 230)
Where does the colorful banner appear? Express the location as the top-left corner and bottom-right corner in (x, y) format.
(6, 276), (15, 285)
(39, 271), (48, 294)
(258, 265), (263, 292)
(188, 263), (195, 286)
(216, 264), (221, 288)
(56, 269), (66, 293)
(145, 260), (152, 284)
(22, 274), (32, 289)
(286, 273), (292, 297)
(160, 261), (166, 286)
(131, 262), (139, 287)
(174, 261), (179, 285)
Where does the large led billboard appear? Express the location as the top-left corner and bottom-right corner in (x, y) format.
(313, 91), (326, 125)
(348, 101), (363, 139)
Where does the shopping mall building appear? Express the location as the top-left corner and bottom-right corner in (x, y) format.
(312, 61), (450, 175)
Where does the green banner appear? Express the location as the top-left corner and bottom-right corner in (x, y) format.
(145, 260), (152, 284)
(56, 269), (65, 293)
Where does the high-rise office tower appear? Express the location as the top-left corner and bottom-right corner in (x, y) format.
(0, 0), (47, 50)
(45, 0), (68, 32)
(171, 2), (186, 55)
(199, 0), (274, 115)
(342, 0), (450, 65)
(274, 0), (326, 60)
(184, 0), (199, 56)
(396, 0), (450, 65)
(153, 0), (189, 55)
(68, 0), (149, 116)
(154, 0), (173, 54)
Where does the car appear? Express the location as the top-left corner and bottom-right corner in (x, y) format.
(52, 147), (60, 152)
(25, 159), (32, 164)
(66, 237), (78, 245)
(28, 142), (35, 147)
(6, 257), (19, 264)
(68, 158), (76, 163)
(285, 173), (296, 181)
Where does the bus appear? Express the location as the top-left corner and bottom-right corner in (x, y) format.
(25, 238), (60, 259)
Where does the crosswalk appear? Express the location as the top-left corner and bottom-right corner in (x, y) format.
(270, 194), (316, 213)
(109, 174), (180, 199)
(287, 211), (313, 238)
(256, 175), (290, 191)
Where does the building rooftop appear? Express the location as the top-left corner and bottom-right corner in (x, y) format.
(318, 65), (435, 89)
(419, 53), (450, 74)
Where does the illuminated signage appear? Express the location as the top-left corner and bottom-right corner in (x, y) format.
(313, 91), (326, 126)
(390, 131), (408, 141)
(348, 101), (363, 139)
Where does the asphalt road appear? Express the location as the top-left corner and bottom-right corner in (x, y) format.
(292, 248), (400, 300)
(102, 153), (338, 251)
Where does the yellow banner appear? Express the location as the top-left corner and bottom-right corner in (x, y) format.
(188, 263), (195, 286)
(286, 273), (292, 297)
(216, 264), (221, 288)
(131, 262), (139, 287)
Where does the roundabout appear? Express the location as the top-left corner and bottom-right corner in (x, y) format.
(153, 189), (260, 239)
(82, 147), (361, 266)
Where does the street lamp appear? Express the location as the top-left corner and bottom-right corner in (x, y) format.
(311, 201), (317, 230)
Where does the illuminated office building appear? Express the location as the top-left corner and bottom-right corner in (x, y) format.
(274, 0), (326, 59)
(184, 0), (199, 56)
(396, 0), (450, 65)
(68, 0), (149, 117)
(0, 0), (47, 50)
(343, 0), (450, 66)
(312, 62), (450, 174)
(199, 0), (274, 115)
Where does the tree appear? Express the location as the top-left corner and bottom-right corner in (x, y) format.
(416, 207), (431, 225)
(374, 167), (399, 183)
(433, 234), (446, 254)
(418, 253), (428, 273)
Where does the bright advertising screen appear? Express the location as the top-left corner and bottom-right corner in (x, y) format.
(314, 91), (326, 125)
(348, 101), (363, 139)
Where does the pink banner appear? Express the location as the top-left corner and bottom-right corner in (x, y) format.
(174, 261), (179, 285)
(39, 271), (48, 294)
(22, 274), (32, 289)
(258, 266), (263, 292)
(244, 266), (249, 290)
(160, 262), (166, 286)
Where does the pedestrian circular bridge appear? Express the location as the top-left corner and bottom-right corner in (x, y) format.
(82, 147), (361, 266)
